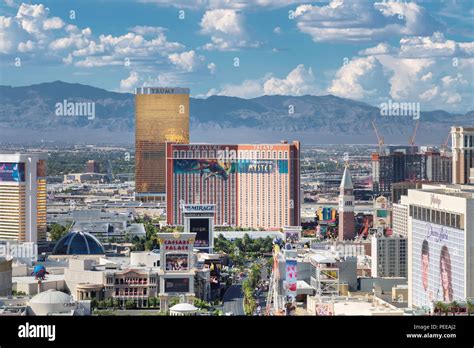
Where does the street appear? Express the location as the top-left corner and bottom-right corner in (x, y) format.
(223, 284), (245, 316)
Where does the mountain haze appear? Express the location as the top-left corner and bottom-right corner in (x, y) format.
(0, 81), (472, 145)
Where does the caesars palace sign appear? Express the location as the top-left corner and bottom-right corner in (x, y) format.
(158, 233), (195, 251)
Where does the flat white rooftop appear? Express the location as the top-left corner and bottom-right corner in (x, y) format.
(13, 274), (65, 285)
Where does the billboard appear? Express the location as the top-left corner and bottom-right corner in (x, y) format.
(173, 159), (289, 178)
(165, 278), (190, 293)
(285, 231), (300, 244)
(173, 159), (233, 180)
(285, 259), (297, 301)
(189, 218), (210, 247)
(412, 220), (465, 310)
(165, 253), (189, 271)
(0, 163), (25, 182)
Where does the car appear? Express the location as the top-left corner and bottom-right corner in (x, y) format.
(225, 312), (234, 316)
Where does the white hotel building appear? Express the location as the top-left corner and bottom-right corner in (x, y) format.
(405, 184), (474, 311)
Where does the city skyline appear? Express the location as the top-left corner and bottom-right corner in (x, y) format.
(0, 1), (473, 343)
(0, 0), (473, 113)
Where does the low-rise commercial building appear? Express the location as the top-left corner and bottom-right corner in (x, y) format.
(0, 258), (12, 296)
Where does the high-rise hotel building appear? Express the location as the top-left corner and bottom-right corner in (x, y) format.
(406, 183), (474, 312)
(452, 126), (474, 184)
(166, 141), (300, 229)
(0, 154), (47, 244)
(135, 87), (189, 202)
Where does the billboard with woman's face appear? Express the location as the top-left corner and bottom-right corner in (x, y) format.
(412, 221), (464, 310)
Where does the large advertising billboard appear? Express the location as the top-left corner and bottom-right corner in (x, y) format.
(285, 259), (297, 302)
(173, 159), (289, 178)
(0, 163), (25, 182)
(174, 159), (233, 180)
(165, 253), (189, 271)
(189, 218), (210, 247)
(165, 278), (190, 293)
(412, 220), (465, 310)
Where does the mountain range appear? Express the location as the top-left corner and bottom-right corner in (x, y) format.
(0, 81), (472, 145)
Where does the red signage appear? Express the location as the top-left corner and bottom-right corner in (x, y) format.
(162, 239), (193, 251)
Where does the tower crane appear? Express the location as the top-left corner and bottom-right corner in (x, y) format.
(409, 119), (419, 147)
(371, 120), (384, 153)
(440, 130), (451, 152)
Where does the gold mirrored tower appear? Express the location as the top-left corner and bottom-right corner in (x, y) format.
(135, 87), (189, 202)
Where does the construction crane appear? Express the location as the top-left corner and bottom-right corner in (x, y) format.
(441, 130), (451, 152)
(371, 120), (384, 152)
(409, 119), (419, 147)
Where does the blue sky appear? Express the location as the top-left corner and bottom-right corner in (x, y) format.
(0, 0), (473, 112)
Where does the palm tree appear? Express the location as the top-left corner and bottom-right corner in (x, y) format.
(449, 301), (459, 315)
(434, 301), (448, 316)
(466, 299), (474, 316)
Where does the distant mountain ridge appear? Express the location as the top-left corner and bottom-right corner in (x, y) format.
(0, 81), (472, 145)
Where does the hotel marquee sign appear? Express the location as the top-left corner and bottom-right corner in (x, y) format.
(182, 204), (215, 213)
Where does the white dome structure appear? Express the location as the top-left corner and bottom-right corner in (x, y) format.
(169, 302), (198, 316)
(28, 289), (76, 316)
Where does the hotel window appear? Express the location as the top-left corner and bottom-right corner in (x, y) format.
(173, 151), (178, 158)
(435, 210), (441, 224)
(202, 150), (207, 158)
(188, 150), (193, 158)
(450, 213), (456, 228)
(195, 150), (200, 158)
(181, 150), (186, 158)
(209, 150), (215, 158)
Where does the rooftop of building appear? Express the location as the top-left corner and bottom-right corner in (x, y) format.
(29, 289), (73, 305)
(52, 231), (106, 255)
(0, 153), (47, 161)
(312, 295), (405, 315)
(169, 303), (198, 312)
(13, 274), (65, 285)
(413, 183), (474, 199)
(214, 231), (284, 240)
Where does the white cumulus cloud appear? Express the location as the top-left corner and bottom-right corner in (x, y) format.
(168, 50), (203, 72)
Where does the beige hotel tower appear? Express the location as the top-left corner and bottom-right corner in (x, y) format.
(0, 153), (47, 244)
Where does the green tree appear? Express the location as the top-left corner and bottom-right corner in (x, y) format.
(169, 297), (180, 307)
(48, 223), (69, 241)
(467, 299), (474, 316)
(125, 299), (136, 309)
(434, 301), (449, 316)
(104, 298), (113, 308)
(148, 297), (158, 308)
